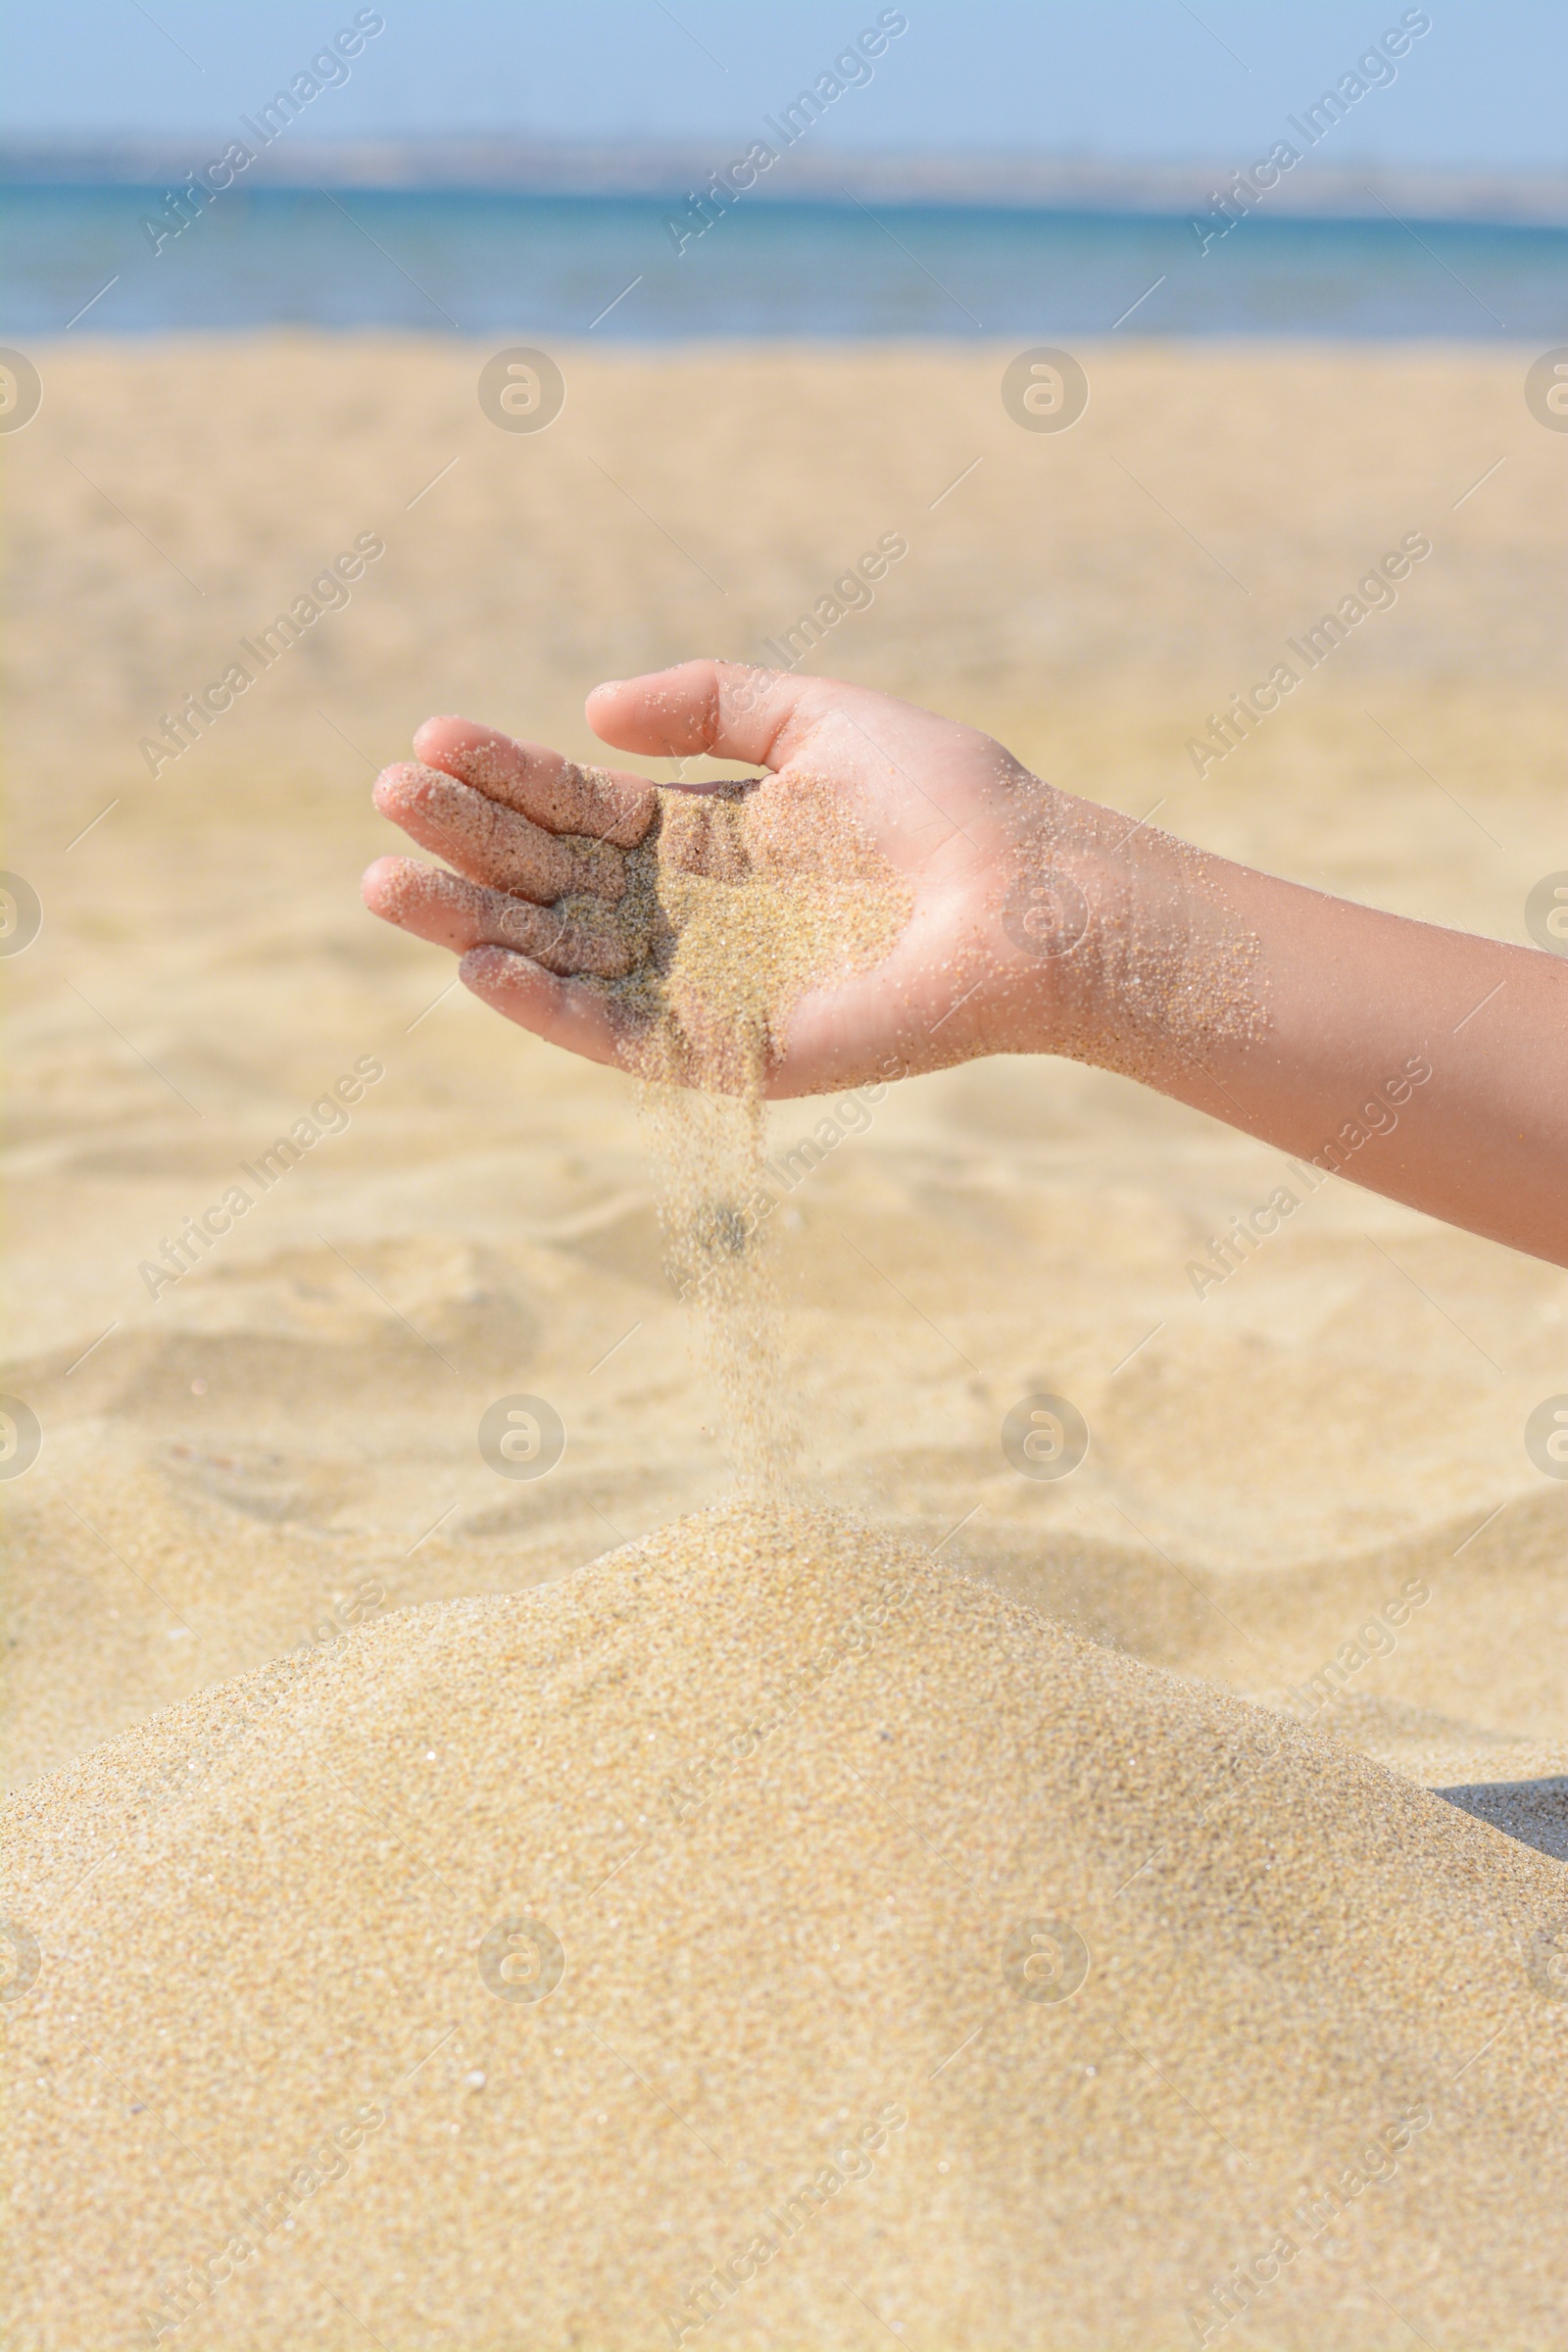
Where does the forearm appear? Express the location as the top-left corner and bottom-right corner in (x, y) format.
(1049, 809), (1568, 1266)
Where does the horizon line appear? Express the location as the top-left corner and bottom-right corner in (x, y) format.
(2, 137), (1566, 227)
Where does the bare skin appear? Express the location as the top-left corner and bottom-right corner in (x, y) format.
(364, 661), (1568, 1268)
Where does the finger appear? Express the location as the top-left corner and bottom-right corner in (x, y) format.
(412, 716), (657, 848)
(459, 945), (636, 1073)
(585, 659), (852, 774)
(361, 857), (638, 979)
(372, 762), (625, 902)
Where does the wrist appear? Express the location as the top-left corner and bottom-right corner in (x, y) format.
(989, 792), (1266, 1084)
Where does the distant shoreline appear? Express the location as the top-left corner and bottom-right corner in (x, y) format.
(4, 139), (1566, 228)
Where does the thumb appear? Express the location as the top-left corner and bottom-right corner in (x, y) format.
(586, 659), (833, 773)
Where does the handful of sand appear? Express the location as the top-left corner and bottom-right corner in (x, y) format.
(601, 768), (912, 1096)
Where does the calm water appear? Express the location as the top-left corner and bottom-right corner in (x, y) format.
(2, 184), (1564, 340)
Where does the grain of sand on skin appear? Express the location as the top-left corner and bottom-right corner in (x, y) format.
(5, 1502), (1567, 2350)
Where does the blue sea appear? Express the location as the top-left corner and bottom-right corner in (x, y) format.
(2, 183), (1563, 340)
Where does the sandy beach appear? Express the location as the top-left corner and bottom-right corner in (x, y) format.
(4, 337), (1565, 2345)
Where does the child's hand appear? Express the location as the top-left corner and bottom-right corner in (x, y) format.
(364, 661), (1115, 1097)
(365, 658), (1568, 1265)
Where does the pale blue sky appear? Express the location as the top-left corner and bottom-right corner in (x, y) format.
(2, 2), (1564, 172)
